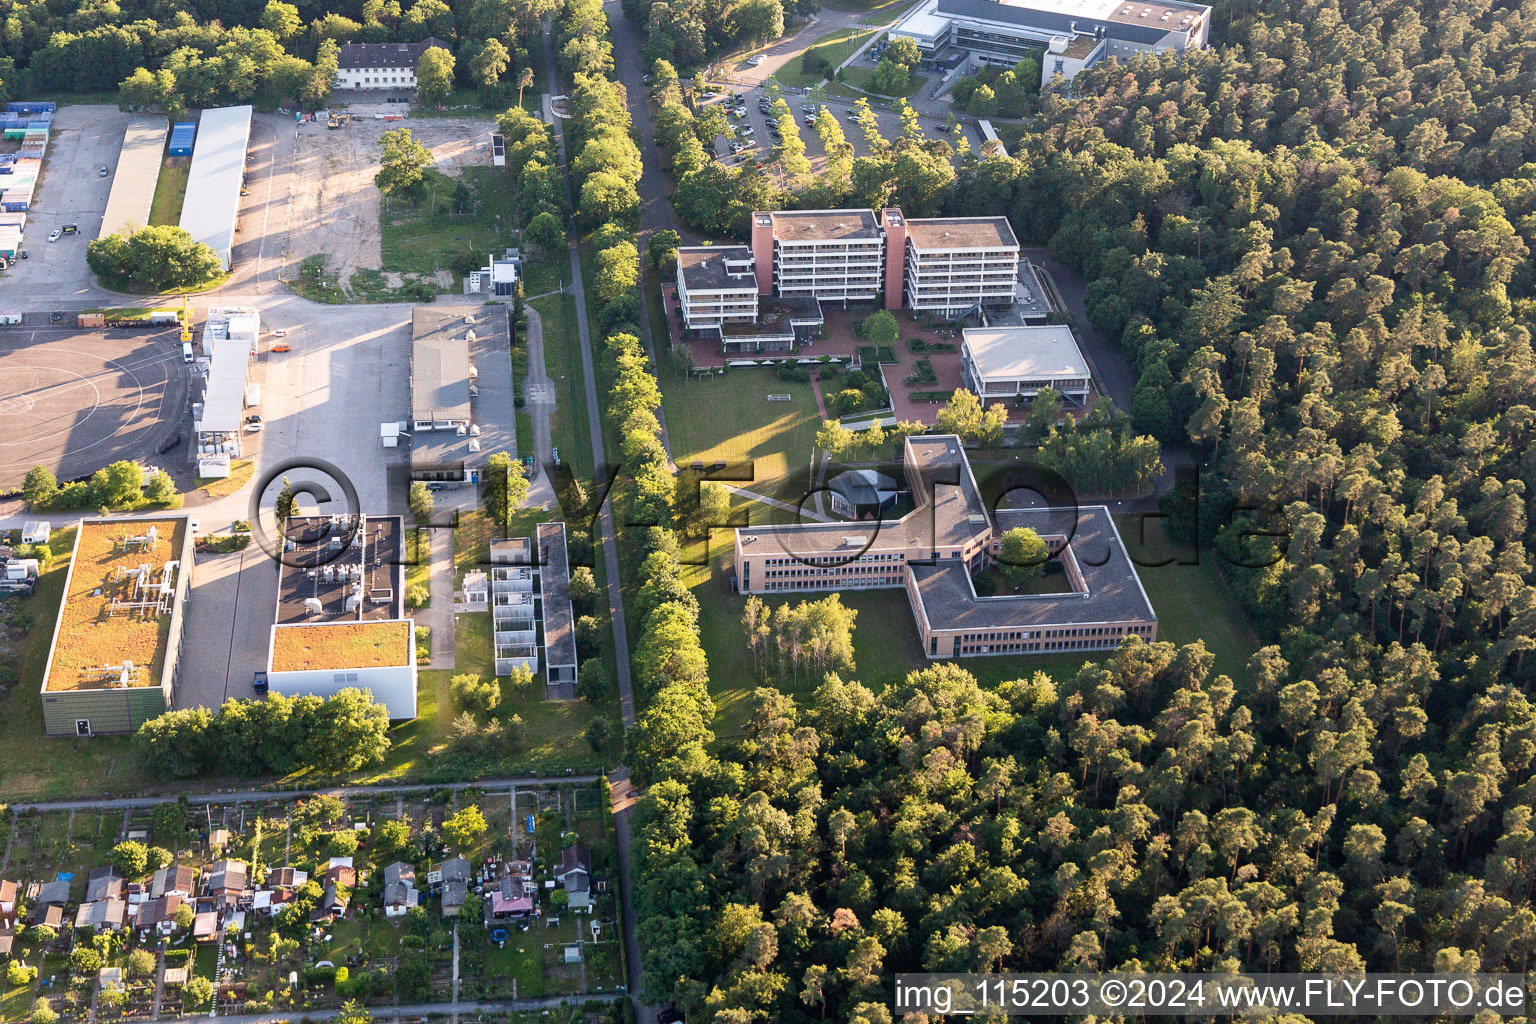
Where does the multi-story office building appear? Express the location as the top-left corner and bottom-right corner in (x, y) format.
(676, 246), (758, 329)
(674, 208), (1026, 351)
(891, 0), (1211, 88)
(733, 436), (1157, 658)
(897, 213), (1021, 314)
(751, 209), (888, 304)
(962, 324), (1092, 405)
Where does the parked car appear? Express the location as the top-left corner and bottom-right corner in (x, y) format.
(804, 114), (818, 126)
(747, 54), (765, 66)
(272, 328), (289, 336)
(50, 312), (61, 322)
(730, 141), (746, 153)
(801, 103), (817, 113)
(158, 434), (183, 454)
(738, 124), (754, 135)
(253, 671), (268, 695)
(47, 229), (61, 242)
(99, 165), (109, 177)
(18, 249), (26, 259)
(244, 415), (263, 432)
(271, 342), (291, 353)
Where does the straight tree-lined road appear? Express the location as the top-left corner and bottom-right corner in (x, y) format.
(541, 17), (652, 1023)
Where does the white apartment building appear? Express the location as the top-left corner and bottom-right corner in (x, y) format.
(962, 325), (1092, 405)
(902, 215), (1020, 314)
(334, 38), (448, 91)
(751, 210), (886, 304)
(676, 246), (758, 330)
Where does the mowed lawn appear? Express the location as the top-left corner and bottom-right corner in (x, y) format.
(147, 160), (187, 226)
(774, 27), (880, 89)
(662, 372), (822, 501)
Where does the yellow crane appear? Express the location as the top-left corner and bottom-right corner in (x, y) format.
(179, 294), (192, 344)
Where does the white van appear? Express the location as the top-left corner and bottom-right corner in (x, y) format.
(182, 342), (194, 363)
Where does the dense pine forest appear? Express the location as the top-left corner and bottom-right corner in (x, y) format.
(624, 0), (1536, 1020)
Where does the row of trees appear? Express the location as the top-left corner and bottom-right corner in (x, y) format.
(622, 0), (807, 71)
(133, 688), (391, 777)
(497, 106), (567, 255)
(23, 462), (178, 513)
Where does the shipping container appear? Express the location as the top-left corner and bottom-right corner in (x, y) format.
(77, 313), (106, 328)
(4, 101), (56, 114)
(148, 311), (180, 326)
(168, 121), (197, 157)
(0, 312), (22, 325)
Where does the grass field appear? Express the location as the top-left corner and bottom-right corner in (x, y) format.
(146, 161), (186, 227)
(661, 371), (822, 501)
(1124, 517), (1259, 680)
(195, 458), (254, 497)
(840, 64), (930, 98)
(529, 293), (592, 481)
(774, 27), (881, 89)
(380, 167), (516, 283)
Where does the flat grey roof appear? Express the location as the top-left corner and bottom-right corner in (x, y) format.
(198, 309), (258, 434)
(907, 216), (1018, 250)
(911, 505), (1156, 628)
(411, 307), (473, 423)
(275, 514), (404, 623)
(679, 246), (755, 291)
(736, 435), (991, 555)
(100, 116), (167, 239)
(408, 306), (514, 471)
(936, 0), (1205, 45)
(720, 295), (823, 341)
(765, 209), (881, 242)
(963, 325), (1088, 380)
(537, 523), (576, 671)
(178, 106), (251, 268)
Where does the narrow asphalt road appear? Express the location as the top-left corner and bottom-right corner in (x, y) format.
(7, 775), (603, 813)
(542, 18), (651, 1023)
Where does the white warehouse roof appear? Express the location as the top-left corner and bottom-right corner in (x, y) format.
(198, 309), (259, 434)
(962, 325), (1089, 381)
(178, 105), (251, 268)
(100, 116), (168, 239)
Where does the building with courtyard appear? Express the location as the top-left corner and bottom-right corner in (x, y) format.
(961, 324), (1093, 406)
(38, 517), (195, 736)
(891, 0), (1212, 88)
(265, 514), (417, 719)
(733, 435), (1156, 658)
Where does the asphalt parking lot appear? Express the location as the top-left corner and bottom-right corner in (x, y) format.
(0, 323), (189, 488)
(699, 87), (983, 176)
(4, 105), (130, 300)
